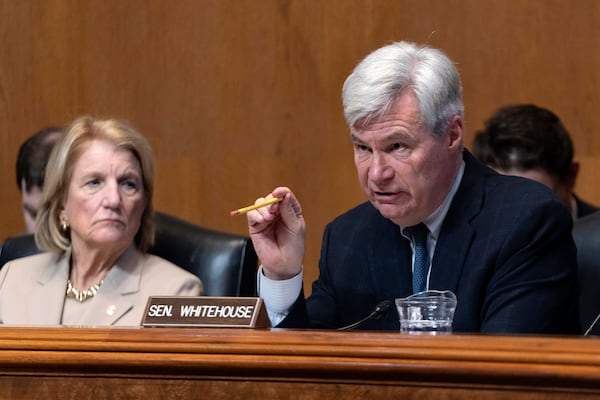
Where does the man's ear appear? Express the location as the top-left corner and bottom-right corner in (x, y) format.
(566, 160), (580, 190)
(447, 115), (464, 150)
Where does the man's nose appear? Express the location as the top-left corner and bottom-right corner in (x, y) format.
(369, 152), (394, 181)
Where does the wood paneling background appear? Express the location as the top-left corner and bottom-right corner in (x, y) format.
(1, 0), (599, 292)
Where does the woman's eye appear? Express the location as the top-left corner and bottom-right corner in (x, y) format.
(85, 178), (100, 187)
(121, 180), (139, 193)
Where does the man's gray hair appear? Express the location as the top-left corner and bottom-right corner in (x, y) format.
(342, 41), (464, 136)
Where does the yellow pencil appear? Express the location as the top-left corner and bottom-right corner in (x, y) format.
(229, 197), (283, 217)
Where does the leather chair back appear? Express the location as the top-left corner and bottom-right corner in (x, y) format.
(572, 211), (600, 335)
(0, 212), (257, 297)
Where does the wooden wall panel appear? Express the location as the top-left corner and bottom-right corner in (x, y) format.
(1, 0), (599, 293)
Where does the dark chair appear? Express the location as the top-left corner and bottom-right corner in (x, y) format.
(572, 211), (600, 335)
(0, 212), (257, 297)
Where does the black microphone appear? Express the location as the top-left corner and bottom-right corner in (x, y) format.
(338, 300), (394, 331)
(584, 312), (600, 336)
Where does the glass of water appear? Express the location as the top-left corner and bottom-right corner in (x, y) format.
(395, 290), (457, 334)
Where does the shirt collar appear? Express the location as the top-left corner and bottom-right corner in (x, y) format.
(406, 160), (465, 240)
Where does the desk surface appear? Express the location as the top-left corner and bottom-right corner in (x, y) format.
(0, 326), (599, 399)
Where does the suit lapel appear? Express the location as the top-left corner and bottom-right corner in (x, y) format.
(367, 210), (413, 299)
(29, 253), (69, 324)
(430, 151), (484, 292)
(78, 246), (141, 326)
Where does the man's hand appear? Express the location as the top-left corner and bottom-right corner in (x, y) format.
(247, 187), (306, 280)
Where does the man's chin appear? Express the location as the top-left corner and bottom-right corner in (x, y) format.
(373, 202), (401, 220)
(374, 202), (419, 225)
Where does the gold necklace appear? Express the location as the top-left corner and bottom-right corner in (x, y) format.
(66, 279), (103, 302)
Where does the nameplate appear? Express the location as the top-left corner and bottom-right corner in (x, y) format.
(141, 296), (270, 329)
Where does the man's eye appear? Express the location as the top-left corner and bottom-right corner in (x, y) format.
(355, 144), (371, 153)
(389, 143), (408, 152)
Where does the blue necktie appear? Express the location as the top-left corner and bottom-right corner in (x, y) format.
(408, 223), (430, 294)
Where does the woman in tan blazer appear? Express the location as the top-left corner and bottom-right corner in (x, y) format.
(0, 116), (202, 326)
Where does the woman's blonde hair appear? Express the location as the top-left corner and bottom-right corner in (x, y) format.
(35, 116), (155, 253)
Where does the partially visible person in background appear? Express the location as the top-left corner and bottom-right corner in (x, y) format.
(0, 116), (202, 326)
(16, 126), (64, 234)
(472, 104), (598, 219)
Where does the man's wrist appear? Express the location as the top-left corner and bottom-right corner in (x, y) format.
(261, 266), (302, 281)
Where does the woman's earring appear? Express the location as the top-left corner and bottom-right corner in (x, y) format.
(61, 219), (69, 232)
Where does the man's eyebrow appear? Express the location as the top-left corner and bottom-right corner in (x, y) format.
(23, 203), (37, 217)
(350, 134), (364, 143)
(352, 131), (411, 143)
(385, 131), (410, 141)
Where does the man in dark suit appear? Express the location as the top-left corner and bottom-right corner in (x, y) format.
(16, 126), (64, 234)
(472, 104), (598, 219)
(247, 41), (580, 334)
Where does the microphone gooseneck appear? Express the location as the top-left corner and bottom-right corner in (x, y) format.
(338, 300), (394, 331)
